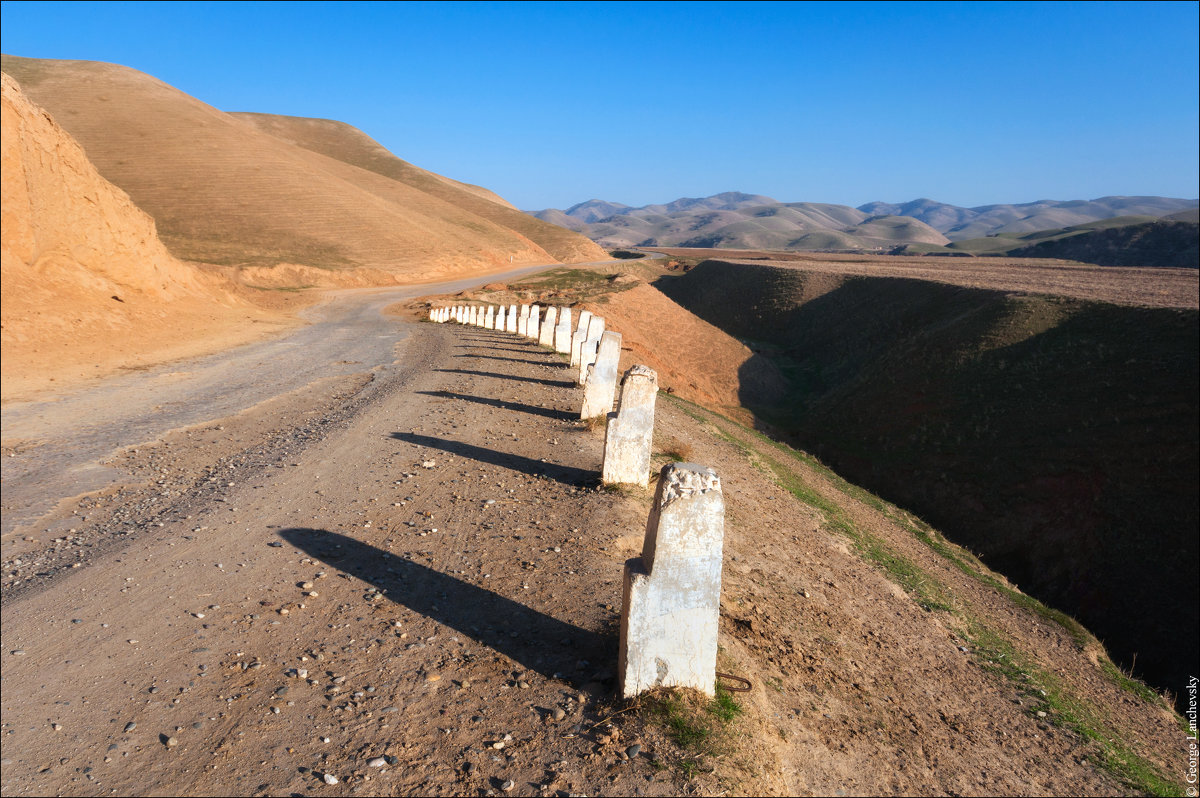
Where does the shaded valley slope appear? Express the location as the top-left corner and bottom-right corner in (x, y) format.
(655, 254), (1199, 708)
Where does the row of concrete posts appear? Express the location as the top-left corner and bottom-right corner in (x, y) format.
(429, 300), (724, 699)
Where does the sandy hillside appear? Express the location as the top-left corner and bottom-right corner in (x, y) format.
(0, 73), (295, 402)
(0, 55), (601, 283)
(230, 112), (608, 265)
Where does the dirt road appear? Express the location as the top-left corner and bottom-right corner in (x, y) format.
(0, 266), (1182, 796)
(0, 265), (558, 538)
(0, 274), (689, 795)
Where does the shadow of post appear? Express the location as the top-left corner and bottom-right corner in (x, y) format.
(415, 390), (576, 422)
(278, 528), (612, 686)
(435, 368), (576, 389)
(390, 431), (594, 485)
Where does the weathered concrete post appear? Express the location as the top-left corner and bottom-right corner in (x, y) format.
(618, 463), (725, 698)
(506, 304), (518, 333)
(496, 305), (507, 331)
(581, 332), (622, 419)
(470, 306), (478, 326)
(517, 305), (529, 336)
(570, 312), (595, 367)
(527, 306), (540, 341)
(554, 308), (573, 354)
(577, 316), (607, 384)
(485, 306), (495, 329)
(602, 366), (658, 486)
(539, 306), (558, 348)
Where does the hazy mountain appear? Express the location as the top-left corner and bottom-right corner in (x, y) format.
(532, 192), (1197, 252)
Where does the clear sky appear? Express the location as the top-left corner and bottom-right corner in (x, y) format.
(2, 0), (1197, 211)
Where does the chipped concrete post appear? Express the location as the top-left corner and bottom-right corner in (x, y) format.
(581, 332), (622, 419)
(539, 306), (558, 348)
(517, 305), (529, 336)
(496, 305), (506, 331)
(554, 308), (573, 354)
(619, 463), (725, 698)
(505, 304), (517, 333)
(485, 306), (495, 329)
(602, 366), (658, 486)
(577, 316), (606, 384)
(570, 328), (587, 368)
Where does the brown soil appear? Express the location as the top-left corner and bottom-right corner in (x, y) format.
(2, 306), (1182, 796)
(647, 248), (1200, 309)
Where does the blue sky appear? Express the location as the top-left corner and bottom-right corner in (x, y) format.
(2, 1), (1197, 210)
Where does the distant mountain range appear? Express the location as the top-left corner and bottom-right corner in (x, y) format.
(529, 192), (1199, 254)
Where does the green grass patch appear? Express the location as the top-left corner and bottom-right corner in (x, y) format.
(641, 686), (743, 759)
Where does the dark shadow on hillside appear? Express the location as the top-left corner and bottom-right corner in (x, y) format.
(391, 431), (595, 485)
(705, 265), (1200, 708)
(436, 368), (575, 389)
(417, 390), (575, 421)
(456, 354), (566, 368)
(277, 528), (610, 686)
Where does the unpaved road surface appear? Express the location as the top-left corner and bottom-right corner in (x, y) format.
(0, 266), (555, 538)
(0, 266), (1180, 797)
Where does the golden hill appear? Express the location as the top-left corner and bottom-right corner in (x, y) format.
(1, 72), (287, 400)
(1, 55), (606, 283)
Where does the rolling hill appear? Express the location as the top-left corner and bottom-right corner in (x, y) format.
(1, 71), (283, 399)
(1, 55), (606, 283)
(532, 192), (1198, 253)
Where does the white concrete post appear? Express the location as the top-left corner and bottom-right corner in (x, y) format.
(539, 307), (557, 348)
(527, 307), (540, 341)
(517, 305), (529, 336)
(468, 306), (477, 326)
(527, 305), (541, 339)
(554, 308), (573, 354)
(456, 306), (464, 324)
(576, 310), (593, 339)
(581, 331), (622, 419)
(570, 328), (587, 368)
(619, 463), (724, 698)
(578, 316), (606, 384)
(496, 305), (506, 331)
(602, 366), (657, 486)
(485, 306), (495, 329)
(506, 304), (518, 333)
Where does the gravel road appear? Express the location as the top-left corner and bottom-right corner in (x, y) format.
(0, 264), (555, 538)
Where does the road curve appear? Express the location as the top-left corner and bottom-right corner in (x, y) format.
(0, 262), (565, 537)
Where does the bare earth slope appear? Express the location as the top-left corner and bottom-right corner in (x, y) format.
(230, 113), (608, 265)
(0, 72), (291, 401)
(0, 55), (599, 281)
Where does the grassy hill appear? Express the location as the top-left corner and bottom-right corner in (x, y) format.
(2, 55), (604, 282)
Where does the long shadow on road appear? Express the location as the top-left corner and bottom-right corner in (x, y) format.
(417, 390), (576, 421)
(391, 431), (595, 485)
(436, 368), (575, 389)
(455, 353), (567, 368)
(278, 528), (611, 687)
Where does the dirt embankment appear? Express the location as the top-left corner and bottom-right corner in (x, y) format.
(656, 257), (1199, 709)
(0, 72), (306, 402)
